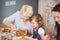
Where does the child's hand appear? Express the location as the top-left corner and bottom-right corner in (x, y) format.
(44, 35), (51, 40)
(27, 29), (33, 37)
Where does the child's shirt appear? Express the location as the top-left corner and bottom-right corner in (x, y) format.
(33, 27), (45, 40)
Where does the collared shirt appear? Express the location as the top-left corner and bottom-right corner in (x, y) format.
(3, 11), (33, 32)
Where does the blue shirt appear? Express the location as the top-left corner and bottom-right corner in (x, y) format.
(3, 11), (33, 32)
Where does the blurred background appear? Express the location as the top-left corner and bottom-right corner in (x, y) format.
(0, 0), (60, 36)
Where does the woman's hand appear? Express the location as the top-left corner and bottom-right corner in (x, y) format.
(10, 25), (17, 31)
(3, 20), (17, 31)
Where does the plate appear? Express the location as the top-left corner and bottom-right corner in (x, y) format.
(18, 36), (33, 40)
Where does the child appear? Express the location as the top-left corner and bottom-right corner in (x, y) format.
(30, 13), (50, 40)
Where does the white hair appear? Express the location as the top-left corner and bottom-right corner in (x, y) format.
(20, 5), (33, 17)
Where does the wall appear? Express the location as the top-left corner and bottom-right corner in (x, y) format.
(38, 0), (57, 36)
(0, 0), (38, 23)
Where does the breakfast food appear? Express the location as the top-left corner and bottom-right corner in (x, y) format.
(1, 28), (11, 33)
(16, 29), (27, 36)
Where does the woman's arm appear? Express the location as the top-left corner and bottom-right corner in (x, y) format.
(3, 20), (17, 30)
(3, 12), (19, 30)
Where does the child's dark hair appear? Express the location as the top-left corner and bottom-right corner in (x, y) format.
(52, 3), (60, 12)
(30, 13), (44, 28)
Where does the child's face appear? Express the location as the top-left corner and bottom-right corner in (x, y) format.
(31, 19), (39, 29)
